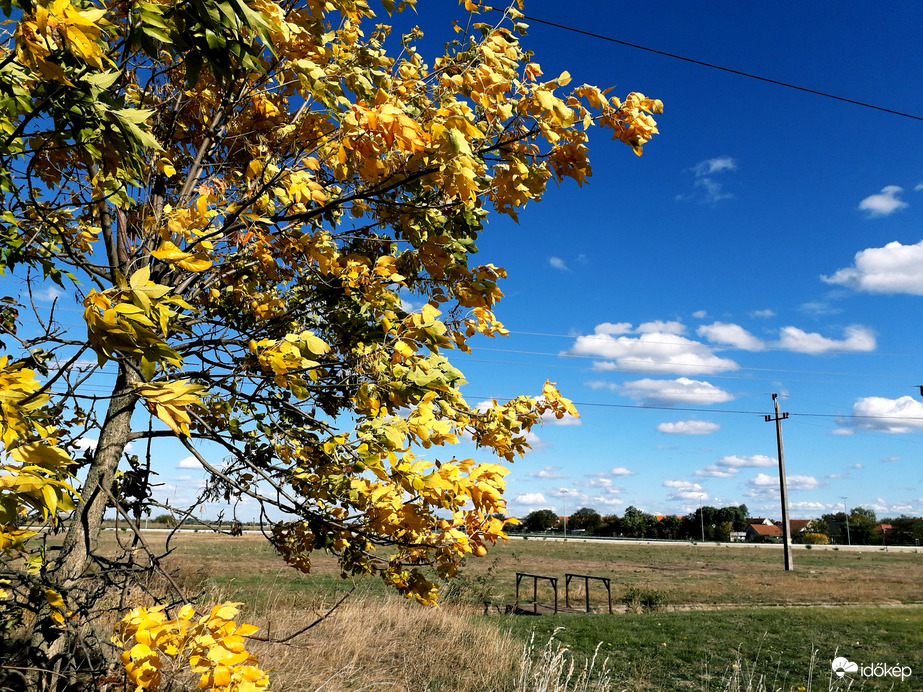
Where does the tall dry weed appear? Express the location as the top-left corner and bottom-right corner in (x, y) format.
(245, 594), (519, 692)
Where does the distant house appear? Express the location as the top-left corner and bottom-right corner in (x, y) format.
(874, 524), (894, 535)
(779, 519), (812, 535)
(730, 531), (747, 542)
(747, 518), (774, 526)
(746, 524), (782, 542)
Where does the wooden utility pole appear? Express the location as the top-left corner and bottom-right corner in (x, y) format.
(765, 394), (793, 571)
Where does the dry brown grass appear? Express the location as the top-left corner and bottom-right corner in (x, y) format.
(240, 594), (519, 692)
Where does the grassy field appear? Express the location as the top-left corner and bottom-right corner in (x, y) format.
(121, 531), (923, 690)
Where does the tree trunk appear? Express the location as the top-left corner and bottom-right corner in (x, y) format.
(32, 362), (139, 682)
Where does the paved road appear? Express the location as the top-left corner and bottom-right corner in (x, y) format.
(509, 535), (921, 553)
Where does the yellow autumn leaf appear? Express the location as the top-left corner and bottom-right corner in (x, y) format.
(134, 380), (206, 436)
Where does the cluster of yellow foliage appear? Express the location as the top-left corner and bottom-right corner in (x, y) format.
(0, 0), (660, 685)
(113, 603), (270, 692)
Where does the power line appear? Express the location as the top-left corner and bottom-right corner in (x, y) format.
(493, 9), (923, 122)
(467, 394), (923, 424)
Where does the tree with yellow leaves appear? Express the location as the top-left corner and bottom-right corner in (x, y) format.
(0, 0), (660, 687)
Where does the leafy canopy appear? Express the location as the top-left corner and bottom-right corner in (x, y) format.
(0, 0), (659, 683)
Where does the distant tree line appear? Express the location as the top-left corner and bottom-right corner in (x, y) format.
(509, 505), (923, 546)
(514, 504), (750, 541)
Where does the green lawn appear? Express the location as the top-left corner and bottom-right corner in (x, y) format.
(497, 606), (923, 690)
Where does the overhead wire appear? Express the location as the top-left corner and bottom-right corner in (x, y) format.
(488, 7), (923, 122)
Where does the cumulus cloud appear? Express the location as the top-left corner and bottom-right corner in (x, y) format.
(609, 467), (637, 476)
(529, 466), (568, 479)
(637, 320), (686, 335)
(621, 377), (733, 406)
(549, 256), (569, 271)
(664, 479), (709, 501)
(717, 454), (776, 468)
(697, 322), (764, 351)
(576, 478), (625, 496)
(776, 325), (875, 354)
(594, 322), (633, 335)
(657, 420), (720, 435)
(568, 323), (738, 376)
(695, 465), (737, 478)
(823, 240), (923, 295)
(750, 309), (775, 319)
(514, 492), (547, 505)
(748, 472), (820, 491)
(72, 437), (98, 452)
(177, 456), (203, 469)
(858, 185), (908, 217)
(692, 310), (707, 319)
(839, 396), (923, 433)
(35, 285), (63, 302)
(541, 409), (581, 426)
(697, 454), (774, 478)
(789, 500), (828, 513)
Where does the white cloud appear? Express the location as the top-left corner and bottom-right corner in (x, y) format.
(657, 420), (720, 435)
(540, 410), (581, 426)
(177, 455), (203, 469)
(592, 496), (625, 507)
(549, 256), (569, 271)
(789, 500), (827, 513)
(568, 326), (738, 376)
(680, 156), (738, 204)
(695, 465), (737, 478)
(823, 240), (923, 295)
(594, 322), (633, 335)
(72, 437), (98, 452)
(637, 320), (686, 335)
(840, 396), (923, 433)
(36, 285), (63, 302)
(799, 301), (842, 317)
(832, 428), (854, 436)
(621, 377), (733, 406)
(699, 454), (775, 479)
(514, 493), (547, 505)
(717, 454), (776, 468)
(610, 467), (636, 476)
(664, 479), (695, 488)
(692, 310), (707, 319)
(776, 325), (875, 354)
(663, 480), (709, 501)
(697, 322), (764, 351)
(750, 309), (775, 319)
(529, 466), (568, 479)
(858, 185), (908, 217)
(672, 488), (710, 501)
(692, 156), (737, 176)
(747, 472), (820, 491)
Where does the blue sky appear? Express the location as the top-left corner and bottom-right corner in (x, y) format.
(442, 0), (923, 521)
(5, 1), (923, 524)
